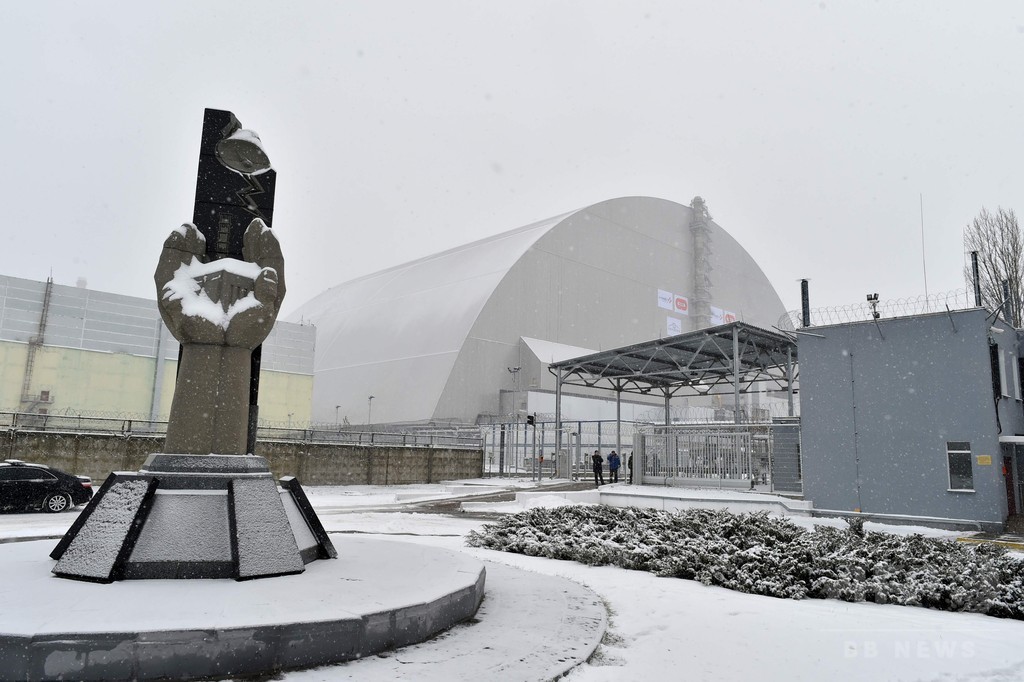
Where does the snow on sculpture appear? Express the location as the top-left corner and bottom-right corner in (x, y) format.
(156, 218), (284, 455)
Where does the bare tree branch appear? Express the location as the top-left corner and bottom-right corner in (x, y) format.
(963, 206), (1023, 326)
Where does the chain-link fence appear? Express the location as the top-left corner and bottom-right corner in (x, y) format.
(0, 411), (161, 436)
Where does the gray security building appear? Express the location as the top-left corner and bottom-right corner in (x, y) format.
(799, 307), (1023, 529)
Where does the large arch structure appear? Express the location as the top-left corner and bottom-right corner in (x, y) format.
(287, 196), (787, 425)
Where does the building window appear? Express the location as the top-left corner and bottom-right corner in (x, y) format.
(1002, 349), (1021, 399)
(999, 349), (1010, 397)
(990, 345), (1002, 400)
(1018, 357), (1024, 400)
(1014, 357), (1022, 401)
(992, 348), (1020, 399)
(946, 441), (974, 491)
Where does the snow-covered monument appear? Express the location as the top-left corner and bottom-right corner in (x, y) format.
(289, 196), (788, 425)
(2, 110), (488, 681)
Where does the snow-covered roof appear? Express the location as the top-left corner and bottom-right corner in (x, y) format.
(521, 337), (597, 365)
(288, 195), (789, 423)
(286, 211), (576, 421)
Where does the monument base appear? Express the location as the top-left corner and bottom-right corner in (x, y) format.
(50, 454), (336, 582)
(2, 537), (486, 681)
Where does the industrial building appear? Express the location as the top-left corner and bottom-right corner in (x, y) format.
(799, 307), (1022, 530)
(288, 196), (789, 426)
(0, 274), (315, 425)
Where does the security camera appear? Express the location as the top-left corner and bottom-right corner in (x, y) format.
(866, 293), (881, 319)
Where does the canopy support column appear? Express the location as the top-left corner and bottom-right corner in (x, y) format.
(555, 367), (563, 458)
(615, 381), (622, 456)
(733, 326), (741, 424)
(786, 346), (795, 417)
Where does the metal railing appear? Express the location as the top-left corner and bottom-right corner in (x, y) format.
(256, 425), (482, 449)
(634, 403), (798, 423)
(0, 412), (482, 450)
(635, 422), (803, 493)
(639, 424), (761, 487)
(0, 411), (160, 436)
(482, 419), (641, 478)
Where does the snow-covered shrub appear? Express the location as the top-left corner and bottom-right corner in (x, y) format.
(465, 506), (1024, 620)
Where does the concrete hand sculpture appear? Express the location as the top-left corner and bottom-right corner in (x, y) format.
(48, 110), (336, 597)
(155, 219), (286, 455)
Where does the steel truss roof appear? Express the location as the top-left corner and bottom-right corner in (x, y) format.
(548, 322), (797, 398)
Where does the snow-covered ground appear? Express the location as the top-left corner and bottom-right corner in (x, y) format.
(3, 480), (1024, 681)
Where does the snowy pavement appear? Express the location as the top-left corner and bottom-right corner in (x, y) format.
(4, 479), (1024, 681)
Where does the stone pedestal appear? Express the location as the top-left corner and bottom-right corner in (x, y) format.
(51, 454), (336, 582)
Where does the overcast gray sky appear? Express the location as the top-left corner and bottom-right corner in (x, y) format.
(3, 1), (1023, 317)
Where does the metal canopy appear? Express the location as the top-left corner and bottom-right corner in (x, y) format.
(549, 321), (798, 398)
(549, 322), (798, 457)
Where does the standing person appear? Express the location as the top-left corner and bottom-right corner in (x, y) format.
(591, 449), (605, 486)
(607, 450), (621, 483)
(628, 452), (634, 484)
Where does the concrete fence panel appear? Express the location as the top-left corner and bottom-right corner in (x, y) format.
(3, 432), (483, 486)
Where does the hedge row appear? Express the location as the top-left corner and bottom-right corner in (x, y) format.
(466, 506), (1024, 619)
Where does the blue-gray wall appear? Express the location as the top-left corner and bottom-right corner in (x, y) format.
(800, 308), (1018, 525)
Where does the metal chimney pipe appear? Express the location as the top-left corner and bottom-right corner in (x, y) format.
(800, 279), (810, 327)
(1002, 280), (1013, 325)
(971, 251), (981, 307)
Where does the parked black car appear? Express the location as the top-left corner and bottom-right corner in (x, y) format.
(0, 460), (93, 512)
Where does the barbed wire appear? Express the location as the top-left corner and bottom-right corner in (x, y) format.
(777, 288), (976, 330)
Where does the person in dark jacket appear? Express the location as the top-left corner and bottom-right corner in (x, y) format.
(591, 450), (605, 486)
(607, 450), (621, 483)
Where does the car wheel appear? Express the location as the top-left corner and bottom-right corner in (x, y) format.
(44, 493), (72, 513)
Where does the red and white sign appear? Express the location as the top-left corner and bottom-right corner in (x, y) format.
(711, 306), (737, 325)
(674, 296), (689, 315)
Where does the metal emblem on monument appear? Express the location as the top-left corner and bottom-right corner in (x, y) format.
(193, 109), (278, 454)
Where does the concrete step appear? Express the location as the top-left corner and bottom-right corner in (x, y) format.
(1006, 514), (1024, 534)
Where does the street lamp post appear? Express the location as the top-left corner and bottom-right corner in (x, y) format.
(367, 395), (375, 425)
(335, 405), (340, 427)
(507, 366), (520, 474)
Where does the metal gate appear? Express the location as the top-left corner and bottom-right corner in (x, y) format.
(482, 419), (640, 478)
(637, 422), (802, 493)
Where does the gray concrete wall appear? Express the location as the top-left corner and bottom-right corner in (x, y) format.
(2, 432), (482, 486)
(799, 308), (1014, 525)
